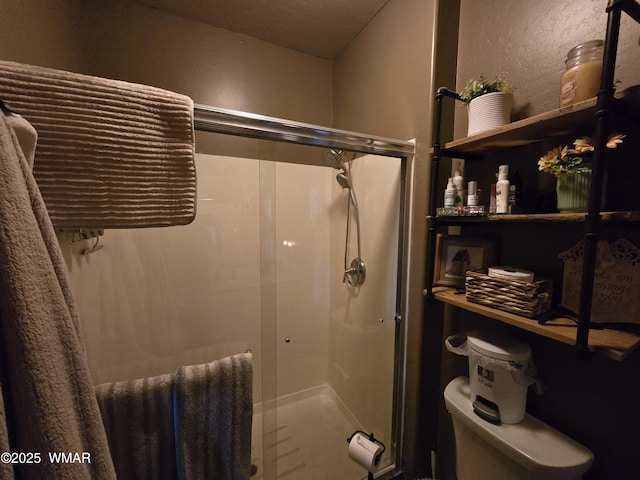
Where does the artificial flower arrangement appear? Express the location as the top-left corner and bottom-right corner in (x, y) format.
(538, 133), (625, 177)
(459, 74), (514, 103)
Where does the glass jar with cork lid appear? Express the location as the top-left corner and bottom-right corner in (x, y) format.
(559, 40), (604, 107)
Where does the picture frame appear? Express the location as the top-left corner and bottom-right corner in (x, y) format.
(434, 234), (497, 288)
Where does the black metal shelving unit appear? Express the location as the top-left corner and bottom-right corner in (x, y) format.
(425, 0), (640, 360)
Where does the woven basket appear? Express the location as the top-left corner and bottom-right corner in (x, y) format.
(465, 270), (553, 318)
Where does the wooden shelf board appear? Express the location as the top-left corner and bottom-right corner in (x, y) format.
(430, 211), (640, 224)
(441, 85), (640, 157)
(425, 85), (640, 361)
(431, 287), (640, 361)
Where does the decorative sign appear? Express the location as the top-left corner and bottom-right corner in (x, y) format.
(559, 239), (640, 324)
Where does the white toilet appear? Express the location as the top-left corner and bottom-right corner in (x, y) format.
(444, 376), (594, 480)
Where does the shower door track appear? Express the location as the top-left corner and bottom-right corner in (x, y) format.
(194, 104), (414, 157)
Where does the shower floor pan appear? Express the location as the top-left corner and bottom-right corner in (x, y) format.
(251, 385), (385, 480)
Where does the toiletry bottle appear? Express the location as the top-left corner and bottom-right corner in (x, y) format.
(489, 184), (496, 214)
(508, 169), (522, 213)
(495, 165), (510, 214)
(467, 181), (478, 207)
(453, 170), (464, 207)
(444, 177), (455, 208)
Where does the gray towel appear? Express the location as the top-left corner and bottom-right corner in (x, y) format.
(95, 373), (177, 479)
(95, 353), (253, 480)
(0, 60), (196, 229)
(174, 353), (253, 480)
(0, 112), (116, 478)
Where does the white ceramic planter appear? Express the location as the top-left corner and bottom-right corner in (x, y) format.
(467, 91), (513, 136)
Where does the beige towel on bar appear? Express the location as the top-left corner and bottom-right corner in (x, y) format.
(0, 112), (116, 479)
(0, 60), (196, 229)
(95, 373), (177, 479)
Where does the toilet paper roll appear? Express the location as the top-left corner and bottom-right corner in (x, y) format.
(488, 266), (535, 283)
(348, 434), (382, 472)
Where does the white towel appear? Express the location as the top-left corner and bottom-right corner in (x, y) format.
(0, 60), (196, 229)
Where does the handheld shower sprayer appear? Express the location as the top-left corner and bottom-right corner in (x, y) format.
(336, 171), (351, 189)
(326, 149), (365, 286)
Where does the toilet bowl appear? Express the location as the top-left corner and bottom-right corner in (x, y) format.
(444, 376), (594, 480)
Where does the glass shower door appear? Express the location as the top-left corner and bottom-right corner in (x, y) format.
(256, 140), (402, 480)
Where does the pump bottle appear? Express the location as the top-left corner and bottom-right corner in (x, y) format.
(495, 165), (510, 214)
(444, 177), (455, 208)
(453, 170), (464, 207)
(467, 181), (478, 207)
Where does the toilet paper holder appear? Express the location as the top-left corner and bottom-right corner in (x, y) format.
(346, 430), (386, 479)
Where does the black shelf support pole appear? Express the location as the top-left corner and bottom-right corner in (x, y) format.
(576, 0), (630, 357)
(613, 0), (640, 22)
(426, 88), (462, 299)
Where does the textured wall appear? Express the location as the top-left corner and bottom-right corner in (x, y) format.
(0, 0), (333, 126)
(333, 0), (434, 141)
(81, 0), (333, 125)
(454, 0), (640, 138)
(0, 0), (88, 71)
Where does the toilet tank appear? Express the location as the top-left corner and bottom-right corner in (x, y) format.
(444, 377), (594, 480)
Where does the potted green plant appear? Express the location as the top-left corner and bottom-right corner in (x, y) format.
(460, 74), (514, 136)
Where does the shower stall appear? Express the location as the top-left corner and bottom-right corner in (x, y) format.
(67, 107), (414, 479)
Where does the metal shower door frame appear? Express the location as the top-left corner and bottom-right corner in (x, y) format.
(194, 104), (415, 479)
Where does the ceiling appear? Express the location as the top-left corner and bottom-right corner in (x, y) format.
(132, 0), (390, 59)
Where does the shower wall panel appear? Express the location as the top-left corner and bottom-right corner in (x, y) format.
(65, 154), (337, 407)
(328, 154), (401, 447)
(273, 162), (333, 397)
(65, 154), (263, 394)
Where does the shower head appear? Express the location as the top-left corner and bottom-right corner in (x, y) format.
(336, 172), (352, 189)
(324, 149), (346, 170)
